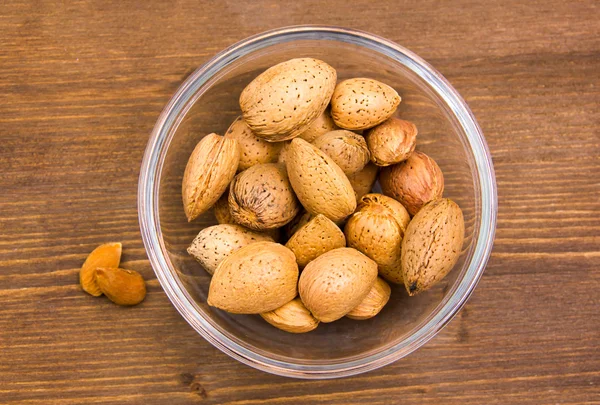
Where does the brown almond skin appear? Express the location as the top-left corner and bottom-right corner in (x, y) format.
(366, 118), (417, 166)
(312, 130), (370, 175)
(401, 199), (465, 296)
(297, 108), (339, 142)
(224, 116), (282, 171)
(331, 78), (401, 130)
(347, 162), (379, 202)
(299, 247), (378, 323)
(80, 242), (122, 296)
(229, 163), (300, 230)
(346, 277), (391, 320)
(260, 298), (319, 333)
(208, 242), (298, 314)
(286, 138), (356, 223)
(285, 214), (346, 268)
(95, 267), (146, 306)
(239, 58), (337, 141)
(345, 199), (405, 284)
(182, 133), (240, 222)
(380, 151), (444, 216)
(187, 224), (272, 275)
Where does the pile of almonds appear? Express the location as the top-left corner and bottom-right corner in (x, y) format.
(184, 58), (465, 333)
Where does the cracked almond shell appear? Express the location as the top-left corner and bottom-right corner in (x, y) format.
(239, 58), (337, 141)
(208, 242), (299, 314)
(286, 138), (356, 223)
(182, 133), (240, 222)
(401, 199), (465, 296)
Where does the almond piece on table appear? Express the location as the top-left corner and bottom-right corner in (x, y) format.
(80, 242), (122, 297)
(182, 133), (240, 222)
(95, 267), (146, 306)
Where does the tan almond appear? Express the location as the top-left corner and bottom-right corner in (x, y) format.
(401, 199), (465, 296)
(187, 224), (273, 275)
(284, 210), (313, 240)
(208, 242), (299, 314)
(224, 116), (282, 171)
(380, 151), (444, 216)
(286, 138), (356, 222)
(359, 193), (411, 234)
(312, 130), (370, 175)
(80, 242), (122, 296)
(285, 214), (346, 268)
(346, 277), (391, 320)
(366, 118), (417, 166)
(331, 78), (401, 130)
(239, 58), (337, 141)
(347, 162), (379, 202)
(260, 298), (319, 333)
(182, 133), (240, 221)
(229, 163), (300, 230)
(299, 247), (378, 322)
(297, 108), (339, 142)
(277, 141), (292, 166)
(213, 191), (235, 225)
(95, 267), (146, 306)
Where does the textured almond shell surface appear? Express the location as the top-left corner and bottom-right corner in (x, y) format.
(277, 141), (292, 166)
(224, 116), (282, 171)
(286, 138), (356, 222)
(95, 267), (146, 306)
(312, 130), (370, 175)
(229, 163), (300, 230)
(401, 199), (465, 296)
(80, 242), (122, 296)
(182, 133), (240, 221)
(260, 298), (319, 333)
(187, 224), (273, 275)
(208, 242), (298, 314)
(213, 191), (235, 225)
(366, 118), (417, 166)
(346, 277), (391, 320)
(331, 78), (401, 130)
(347, 163), (379, 202)
(239, 58), (337, 141)
(297, 108), (339, 143)
(344, 204), (404, 284)
(285, 214), (346, 268)
(358, 193), (411, 234)
(284, 211), (313, 239)
(299, 247), (378, 322)
(380, 151), (444, 216)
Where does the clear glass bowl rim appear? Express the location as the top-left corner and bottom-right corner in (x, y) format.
(138, 25), (498, 379)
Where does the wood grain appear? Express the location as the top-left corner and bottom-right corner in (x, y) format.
(1, 0), (599, 403)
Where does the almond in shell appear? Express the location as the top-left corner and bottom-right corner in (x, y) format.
(312, 130), (370, 175)
(285, 214), (346, 268)
(260, 298), (319, 333)
(366, 118), (417, 166)
(224, 116), (282, 171)
(297, 108), (339, 142)
(182, 133), (240, 222)
(401, 199), (465, 296)
(346, 277), (391, 320)
(347, 162), (379, 202)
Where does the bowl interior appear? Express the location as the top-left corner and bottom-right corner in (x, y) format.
(151, 33), (483, 371)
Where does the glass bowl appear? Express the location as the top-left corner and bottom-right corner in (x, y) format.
(138, 25), (497, 379)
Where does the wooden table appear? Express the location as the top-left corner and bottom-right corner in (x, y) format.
(1, 1), (598, 403)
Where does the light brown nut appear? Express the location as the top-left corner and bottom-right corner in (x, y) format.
(401, 199), (465, 296)
(346, 277), (391, 320)
(284, 211), (313, 240)
(299, 247), (378, 323)
(213, 191), (235, 225)
(359, 193), (411, 235)
(208, 242), (298, 314)
(380, 151), (444, 216)
(366, 118), (417, 166)
(330, 78), (401, 130)
(277, 141), (292, 166)
(95, 267), (146, 306)
(224, 116), (282, 171)
(312, 130), (370, 175)
(347, 162), (379, 202)
(182, 133), (240, 222)
(229, 163), (300, 230)
(80, 242), (122, 296)
(187, 224), (273, 275)
(239, 58), (337, 141)
(344, 194), (406, 284)
(285, 214), (346, 268)
(286, 138), (356, 222)
(297, 108), (339, 142)
(260, 298), (319, 333)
